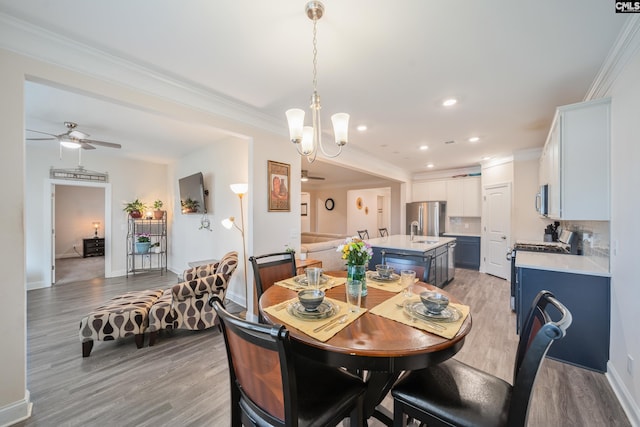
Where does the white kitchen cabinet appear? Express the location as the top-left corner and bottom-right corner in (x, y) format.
(446, 177), (481, 217)
(412, 180), (447, 202)
(540, 98), (610, 220)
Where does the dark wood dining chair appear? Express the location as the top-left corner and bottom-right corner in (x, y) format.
(378, 228), (389, 237)
(381, 250), (432, 283)
(391, 290), (572, 427)
(210, 297), (366, 427)
(249, 251), (297, 322)
(357, 230), (369, 240)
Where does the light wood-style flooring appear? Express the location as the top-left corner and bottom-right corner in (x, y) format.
(17, 267), (630, 426)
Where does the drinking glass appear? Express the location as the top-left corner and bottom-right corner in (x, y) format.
(306, 267), (322, 289)
(346, 280), (362, 313)
(401, 269), (416, 298)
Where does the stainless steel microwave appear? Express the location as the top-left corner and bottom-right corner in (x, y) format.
(535, 184), (548, 216)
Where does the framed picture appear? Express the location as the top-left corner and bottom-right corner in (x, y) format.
(268, 160), (291, 212)
(301, 203), (308, 216)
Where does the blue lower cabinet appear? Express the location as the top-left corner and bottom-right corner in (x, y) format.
(449, 235), (480, 270)
(517, 267), (610, 372)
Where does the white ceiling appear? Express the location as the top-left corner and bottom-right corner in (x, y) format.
(0, 0), (628, 186)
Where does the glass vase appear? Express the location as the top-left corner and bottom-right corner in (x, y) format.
(347, 264), (367, 296)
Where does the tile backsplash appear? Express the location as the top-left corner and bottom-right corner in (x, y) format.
(448, 216), (481, 235)
(562, 220), (610, 271)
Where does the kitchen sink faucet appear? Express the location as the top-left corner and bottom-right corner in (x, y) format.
(410, 221), (420, 241)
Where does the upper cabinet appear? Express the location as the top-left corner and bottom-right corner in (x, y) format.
(414, 176), (481, 217)
(412, 180), (447, 202)
(539, 98), (610, 220)
(447, 177), (481, 217)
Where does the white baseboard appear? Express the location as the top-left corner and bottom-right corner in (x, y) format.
(607, 363), (640, 426)
(26, 280), (50, 291)
(0, 390), (32, 427)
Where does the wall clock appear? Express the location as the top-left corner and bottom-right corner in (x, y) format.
(325, 198), (335, 211)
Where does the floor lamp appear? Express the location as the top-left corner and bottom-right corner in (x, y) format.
(222, 183), (248, 313)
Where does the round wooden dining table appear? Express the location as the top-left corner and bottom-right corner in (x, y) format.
(259, 271), (472, 426)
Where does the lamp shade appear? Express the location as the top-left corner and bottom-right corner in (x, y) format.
(60, 137), (81, 149)
(230, 183), (248, 195)
(331, 113), (350, 145)
(301, 126), (314, 155)
(286, 109), (305, 143)
(221, 217), (235, 229)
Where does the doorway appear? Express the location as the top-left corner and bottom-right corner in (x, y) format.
(45, 179), (112, 286)
(482, 182), (511, 279)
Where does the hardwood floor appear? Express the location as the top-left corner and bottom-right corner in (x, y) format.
(17, 269), (629, 426)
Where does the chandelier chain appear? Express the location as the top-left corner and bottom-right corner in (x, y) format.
(312, 14), (318, 92)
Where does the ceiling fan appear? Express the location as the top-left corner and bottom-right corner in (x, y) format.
(301, 170), (325, 182)
(26, 121), (122, 150)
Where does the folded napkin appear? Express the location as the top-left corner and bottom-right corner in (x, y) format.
(369, 293), (469, 339)
(364, 271), (406, 293)
(263, 296), (366, 342)
(275, 275), (346, 291)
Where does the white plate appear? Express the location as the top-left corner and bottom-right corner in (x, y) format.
(367, 271), (400, 282)
(287, 300), (336, 320)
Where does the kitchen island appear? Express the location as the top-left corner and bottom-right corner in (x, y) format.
(367, 235), (456, 288)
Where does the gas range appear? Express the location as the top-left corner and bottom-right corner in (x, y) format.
(512, 240), (570, 254)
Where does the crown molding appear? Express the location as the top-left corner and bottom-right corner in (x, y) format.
(0, 12), (284, 137)
(585, 15), (640, 100)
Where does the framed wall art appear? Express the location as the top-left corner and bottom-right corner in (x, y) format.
(268, 160), (291, 212)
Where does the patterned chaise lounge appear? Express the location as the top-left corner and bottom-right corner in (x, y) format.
(148, 251), (238, 345)
(79, 289), (164, 357)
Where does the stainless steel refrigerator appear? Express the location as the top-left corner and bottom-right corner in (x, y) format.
(406, 201), (446, 236)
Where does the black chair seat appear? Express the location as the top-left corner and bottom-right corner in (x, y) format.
(392, 358), (511, 427)
(296, 359), (366, 426)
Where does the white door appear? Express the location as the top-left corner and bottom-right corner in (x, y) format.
(483, 183), (511, 279)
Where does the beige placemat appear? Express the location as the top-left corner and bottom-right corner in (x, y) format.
(275, 274), (346, 291)
(263, 296), (366, 342)
(364, 271), (405, 293)
(370, 293), (469, 339)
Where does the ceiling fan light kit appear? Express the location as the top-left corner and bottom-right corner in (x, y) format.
(286, 1), (350, 163)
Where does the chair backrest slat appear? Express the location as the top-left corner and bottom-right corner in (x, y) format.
(378, 228), (389, 237)
(357, 230), (369, 240)
(249, 252), (297, 300)
(509, 290), (572, 425)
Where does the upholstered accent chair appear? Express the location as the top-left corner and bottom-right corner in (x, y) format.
(148, 251), (238, 345)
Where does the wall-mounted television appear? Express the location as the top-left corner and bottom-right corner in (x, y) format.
(178, 172), (208, 214)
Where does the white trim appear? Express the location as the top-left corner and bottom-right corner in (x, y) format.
(607, 363), (640, 427)
(0, 390), (32, 427)
(586, 15), (640, 100)
(45, 179), (112, 284)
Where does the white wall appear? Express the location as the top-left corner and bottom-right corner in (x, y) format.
(169, 137), (249, 305)
(54, 185), (104, 258)
(26, 144), (169, 285)
(513, 151), (550, 242)
(608, 42), (640, 423)
(346, 187), (391, 238)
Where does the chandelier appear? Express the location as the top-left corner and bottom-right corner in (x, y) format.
(286, 1), (349, 163)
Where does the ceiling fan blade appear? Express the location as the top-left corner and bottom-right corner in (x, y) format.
(79, 142), (97, 150)
(26, 129), (59, 137)
(82, 139), (122, 149)
(26, 137), (57, 141)
(309, 176), (325, 180)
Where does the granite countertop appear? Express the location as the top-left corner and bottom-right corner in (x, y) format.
(443, 232), (481, 238)
(515, 251), (610, 277)
(366, 234), (456, 252)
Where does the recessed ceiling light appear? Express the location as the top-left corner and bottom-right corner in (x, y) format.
(426, 163), (434, 168)
(442, 98), (457, 107)
(468, 136), (480, 143)
(419, 145), (429, 151)
(357, 125), (367, 132)
(482, 156), (492, 161)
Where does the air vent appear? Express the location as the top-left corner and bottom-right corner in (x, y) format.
(444, 140), (455, 145)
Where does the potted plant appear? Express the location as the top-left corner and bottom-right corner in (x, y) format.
(123, 199), (146, 218)
(181, 198), (199, 213)
(153, 200), (164, 220)
(135, 233), (151, 253)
